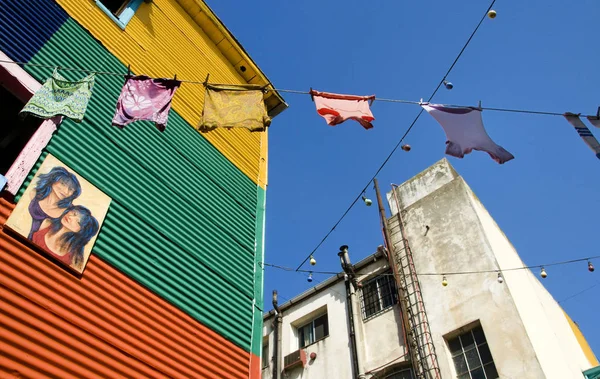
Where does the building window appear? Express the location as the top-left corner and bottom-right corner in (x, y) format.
(360, 271), (398, 319)
(384, 368), (414, 379)
(0, 85), (41, 179)
(447, 325), (498, 379)
(95, 0), (143, 29)
(298, 313), (329, 348)
(262, 338), (269, 368)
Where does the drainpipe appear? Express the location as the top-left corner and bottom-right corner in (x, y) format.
(339, 246), (361, 379)
(272, 290), (282, 379)
(350, 278), (367, 379)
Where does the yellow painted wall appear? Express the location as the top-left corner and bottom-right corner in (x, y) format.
(564, 311), (599, 367)
(56, 0), (268, 187)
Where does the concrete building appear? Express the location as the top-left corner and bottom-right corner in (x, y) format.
(262, 159), (598, 379)
(262, 248), (412, 379)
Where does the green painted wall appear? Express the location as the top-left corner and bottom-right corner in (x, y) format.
(16, 18), (264, 352)
(251, 186), (266, 356)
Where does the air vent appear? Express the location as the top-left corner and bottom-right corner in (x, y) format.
(283, 349), (307, 371)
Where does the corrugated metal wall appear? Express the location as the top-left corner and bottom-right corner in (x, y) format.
(0, 0), (67, 63)
(0, 0), (265, 363)
(0, 198), (251, 379)
(55, 0), (267, 186)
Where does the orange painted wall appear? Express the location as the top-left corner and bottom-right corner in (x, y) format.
(0, 196), (258, 378)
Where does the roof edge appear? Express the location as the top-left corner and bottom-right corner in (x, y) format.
(175, 0), (288, 118)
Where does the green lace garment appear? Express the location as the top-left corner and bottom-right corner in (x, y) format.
(20, 68), (95, 123)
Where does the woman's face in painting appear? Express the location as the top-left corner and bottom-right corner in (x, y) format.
(61, 209), (82, 233)
(51, 180), (75, 200)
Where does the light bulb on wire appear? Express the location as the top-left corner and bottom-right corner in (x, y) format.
(540, 267), (548, 279)
(442, 275), (448, 287)
(497, 272), (504, 284)
(309, 255), (317, 266)
(588, 261), (595, 272)
(362, 194), (373, 207)
(307, 272), (313, 283)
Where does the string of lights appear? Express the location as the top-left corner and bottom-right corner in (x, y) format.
(558, 281), (600, 304)
(262, 254), (599, 279)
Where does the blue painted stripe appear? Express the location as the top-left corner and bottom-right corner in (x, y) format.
(0, 0), (68, 62)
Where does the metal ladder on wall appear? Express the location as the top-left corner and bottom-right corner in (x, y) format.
(389, 211), (442, 379)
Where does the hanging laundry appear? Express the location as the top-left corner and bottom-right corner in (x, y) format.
(198, 84), (271, 133)
(421, 103), (514, 164)
(310, 89), (376, 130)
(112, 76), (181, 132)
(19, 68), (95, 122)
(564, 113), (600, 159)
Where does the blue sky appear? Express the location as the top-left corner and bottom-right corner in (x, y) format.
(209, 0), (600, 355)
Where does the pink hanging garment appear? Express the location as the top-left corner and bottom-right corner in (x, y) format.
(422, 103), (514, 164)
(112, 76), (181, 132)
(310, 89), (375, 130)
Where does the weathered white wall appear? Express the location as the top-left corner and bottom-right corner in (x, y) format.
(468, 185), (596, 377)
(387, 158), (596, 379)
(354, 258), (409, 375)
(386, 158), (458, 215)
(262, 318), (275, 379)
(388, 175), (545, 379)
(263, 280), (353, 379)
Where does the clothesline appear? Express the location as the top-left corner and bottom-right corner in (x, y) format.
(2, 60), (597, 118)
(262, 253), (600, 277)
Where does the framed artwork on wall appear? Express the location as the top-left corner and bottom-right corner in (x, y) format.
(5, 154), (111, 274)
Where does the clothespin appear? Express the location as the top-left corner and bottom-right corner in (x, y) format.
(419, 98), (424, 105)
(262, 81), (272, 94)
(596, 106), (599, 119)
(369, 96), (375, 106)
(478, 100), (482, 110)
(127, 64), (131, 77)
(173, 74), (177, 81)
(310, 87), (314, 102)
(203, 73), (210, 86)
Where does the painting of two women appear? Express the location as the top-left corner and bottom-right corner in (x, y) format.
(5, 154), (111, 274)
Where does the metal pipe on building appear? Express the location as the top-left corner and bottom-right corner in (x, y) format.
(373, 178), (420, 376)
(344, 274), (361, 379)
(272, 290), (282, 379)
(350, 279), (367, 379)
(339, 247), (361, 379)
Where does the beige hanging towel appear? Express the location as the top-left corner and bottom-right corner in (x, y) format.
(199, 84), (271, 132)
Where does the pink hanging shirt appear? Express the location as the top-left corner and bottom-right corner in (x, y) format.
(112, 76), (181, 132)
(310, 90), (376, 130)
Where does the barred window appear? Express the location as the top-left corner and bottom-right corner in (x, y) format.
(360, 271), (398, 319)
(447, 325), (499, 379)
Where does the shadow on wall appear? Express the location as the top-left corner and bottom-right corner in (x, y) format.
(135, 1), (154, 37)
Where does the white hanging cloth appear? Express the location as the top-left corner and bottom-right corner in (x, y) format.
(421, 103), (514, 164)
